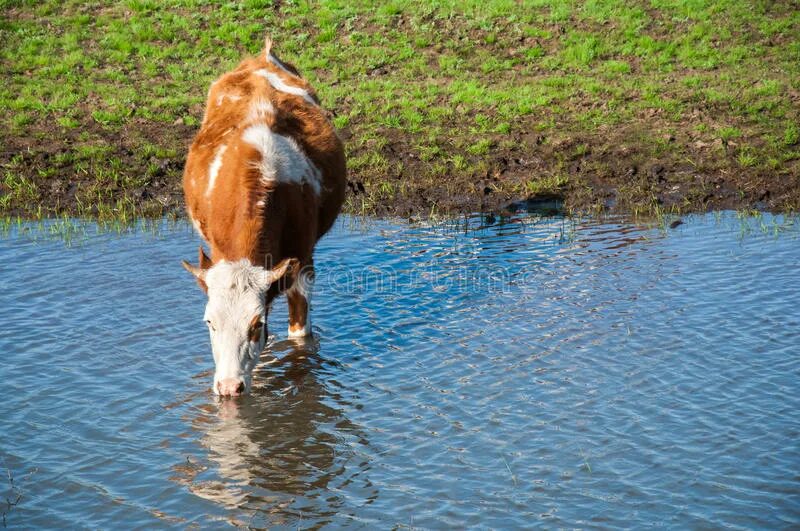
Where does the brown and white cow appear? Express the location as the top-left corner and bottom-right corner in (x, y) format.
(181, 37), (345, 396)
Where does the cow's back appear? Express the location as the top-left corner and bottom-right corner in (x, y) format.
(183, 47), (345, 267)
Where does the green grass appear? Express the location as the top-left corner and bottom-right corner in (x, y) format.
(523, 174), (569, 196)
(1, 0), (799, 217)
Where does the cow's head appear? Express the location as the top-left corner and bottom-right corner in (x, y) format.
(182, 247), (297, 396)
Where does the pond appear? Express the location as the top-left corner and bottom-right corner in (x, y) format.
(1, 211), (799, 528)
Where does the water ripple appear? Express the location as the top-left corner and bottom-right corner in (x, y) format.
(0, 213), (799, 527)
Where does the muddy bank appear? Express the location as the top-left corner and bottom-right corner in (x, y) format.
(2, 117), (798, 221)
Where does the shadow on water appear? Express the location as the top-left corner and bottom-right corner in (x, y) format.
(172, 338), (374, 527)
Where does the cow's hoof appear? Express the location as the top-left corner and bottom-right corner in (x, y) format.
(288, 323), (312, 339)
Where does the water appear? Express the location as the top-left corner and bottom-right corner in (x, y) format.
(1, 212), (799, 528)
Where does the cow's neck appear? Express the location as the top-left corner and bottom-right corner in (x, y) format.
(210, 181), (276, 268)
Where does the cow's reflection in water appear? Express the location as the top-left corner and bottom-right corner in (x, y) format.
(179, 338), (370, 526)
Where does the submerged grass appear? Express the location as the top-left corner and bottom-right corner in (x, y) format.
(1, 0), (799, 219)
(1, 463), (35, 529)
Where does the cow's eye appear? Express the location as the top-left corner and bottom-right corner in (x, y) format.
(205, 320), (215, 331)
(249, 319), (264, 342)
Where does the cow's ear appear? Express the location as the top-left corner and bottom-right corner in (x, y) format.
(262, 258), (299, 288)
(182, 259), (208, 293)
(199, 246), (212, 269)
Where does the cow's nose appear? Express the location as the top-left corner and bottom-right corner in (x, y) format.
(218, 378), (245, 397)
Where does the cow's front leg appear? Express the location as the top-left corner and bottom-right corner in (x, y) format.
(286, 263), (314, 338)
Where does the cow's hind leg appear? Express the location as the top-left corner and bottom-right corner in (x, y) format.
(287, 263), (314, 338)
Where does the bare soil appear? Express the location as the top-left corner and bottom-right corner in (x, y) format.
(2, 112), (799, 220)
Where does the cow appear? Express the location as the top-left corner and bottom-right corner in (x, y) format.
(181, 37), (346, 397)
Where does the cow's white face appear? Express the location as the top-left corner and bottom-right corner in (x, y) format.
(183, 256), (296, 396)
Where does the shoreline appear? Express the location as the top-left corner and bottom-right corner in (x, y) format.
(1, 124), (797, 221)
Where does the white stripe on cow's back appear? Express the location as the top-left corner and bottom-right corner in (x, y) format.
(253, 68), (317, 106)
(206, 144), (227, 197)
(267, 53), (296, 77)
(247, 98), (275, 123)
(241, 124), (322, 196)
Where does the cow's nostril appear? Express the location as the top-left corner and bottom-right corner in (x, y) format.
(217, 378), (245, 396)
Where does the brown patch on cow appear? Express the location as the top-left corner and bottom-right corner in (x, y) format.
(248, 314), (263, 343)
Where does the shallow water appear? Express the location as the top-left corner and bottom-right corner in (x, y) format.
(1, 212), (799, 528)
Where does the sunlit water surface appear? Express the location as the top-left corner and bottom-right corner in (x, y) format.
(1, 212), (799, 528)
